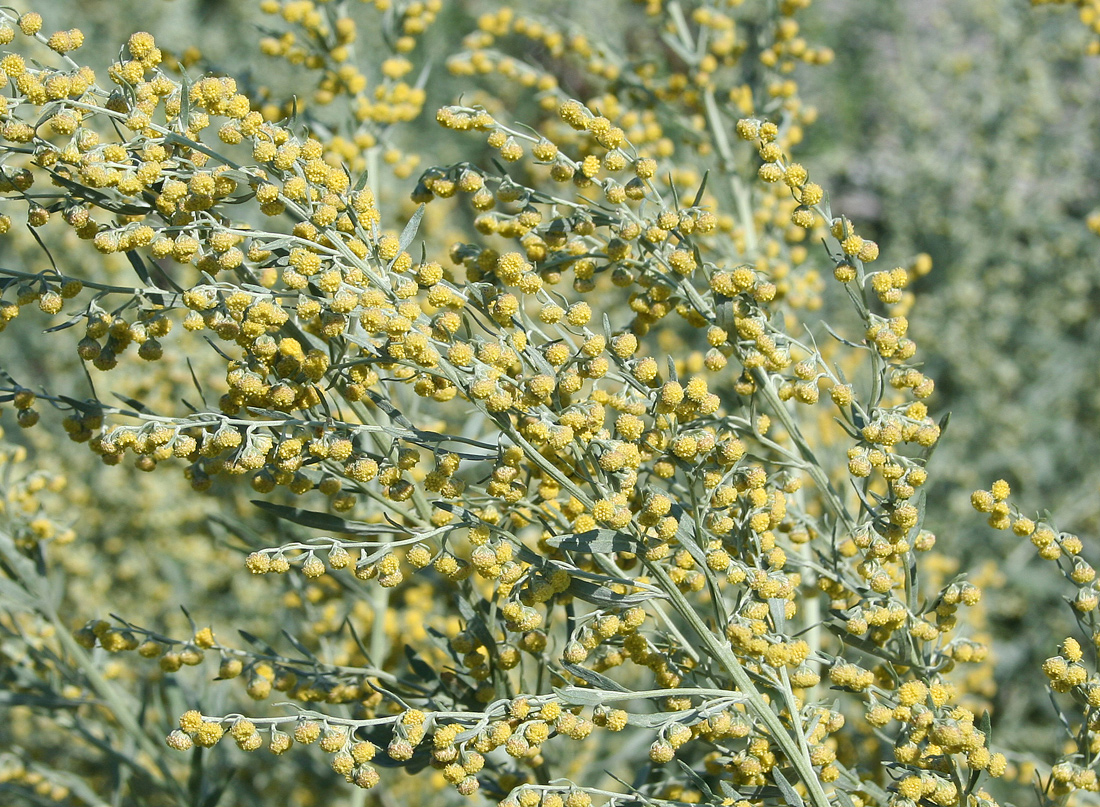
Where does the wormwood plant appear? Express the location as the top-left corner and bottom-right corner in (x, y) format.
(0, 2), (1097, 806)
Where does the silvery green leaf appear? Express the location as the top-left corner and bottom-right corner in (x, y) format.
(554, 685), (615, 706)
(670, 504), (706, 566)
(405, 644), (437, 683)
(769, 598), (787, 632)
(252, 500), (401, 536)
(771, 769), (805, 807)
(112, 393), (152, 414)
(545, 529), (638, 554)
(510, 543), (544, 566)
(718, 781), (742, 800)
(0, 575), (36, 611)
(457, 598), (496, 650)
(255, 236), (298, 251)
(563, 663), (631, 693)
(281, 630), (319, 662)
(565, 576), (657, 607)
(628, 712), (685, 728)
(237, 630), (279, 656)
(42, 310), (89, 333)
(396, 204), (426, 257)
(0, 533), (44, 608)
(675, 759), (716, 799)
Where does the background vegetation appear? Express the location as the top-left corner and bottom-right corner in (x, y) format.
(0, 1), (1098, 806)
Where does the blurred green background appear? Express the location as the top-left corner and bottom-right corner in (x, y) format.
(1, 0), (1098, 804)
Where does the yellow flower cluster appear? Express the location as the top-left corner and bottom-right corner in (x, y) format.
(0, 2), (1093, 806)
(251, 0), (439, 175)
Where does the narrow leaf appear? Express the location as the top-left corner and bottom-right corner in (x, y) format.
(545, 529), (638, 554)
(691, 170), (709, 207)
(771, 769), (805, 807)
(281, 630), (319, 662)
(554, 685), (614, 706)
(112, 392), (152, 414)
(42, 310), (86, 333)
(396, 204), (426, 256)
(126, 249), (152, 285)
(404, 644), (438, 683)
(565, 576), (657, 607)
(562, 664), (631, 693)
(236, 630), (279, 656)
(0, 576), (37, 611)
(251, 500), (402, 536)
